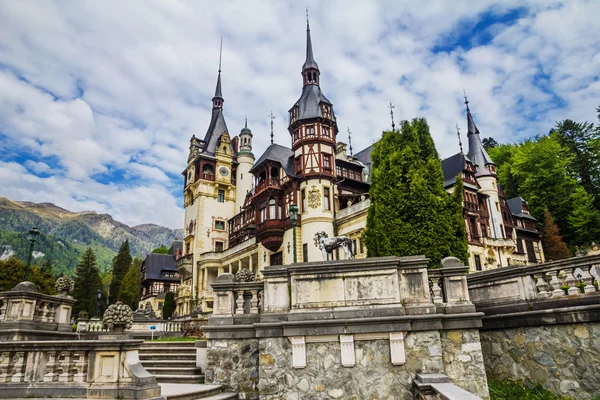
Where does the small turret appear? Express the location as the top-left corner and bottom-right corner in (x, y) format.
(239, 117), (253, 154)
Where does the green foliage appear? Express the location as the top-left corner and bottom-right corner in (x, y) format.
(72, 248), (105, 317)
(0, 258), (56, 294)
(162, 292), (175, 320)
(554, 119), (600, 209)
(488, 134), (600, 248)
(541, 208), (571, 261)
(482, 137), (499, 150)
(489, 378), (574, 400)
(108, 240), (132, 304)
(364, 118), (469, 267)
(117, 257), (142, 310)
(151, 246), (170, 254)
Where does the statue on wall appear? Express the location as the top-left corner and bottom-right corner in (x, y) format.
(314, 231), (354, 261)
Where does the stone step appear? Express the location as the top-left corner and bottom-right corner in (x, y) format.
(142, 341), (197, 347)
(139, 346), (197, 353)
(146, 367), (202, 376)
(140, 353), (196, 360)
(154, 374), (205, 384)
(159, 383), (237, 400)
(143, 359), (197, 368)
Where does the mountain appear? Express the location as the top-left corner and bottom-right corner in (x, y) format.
(0, 197), (183, 275)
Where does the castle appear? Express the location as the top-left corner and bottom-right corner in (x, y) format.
(174, 21), (544, 315)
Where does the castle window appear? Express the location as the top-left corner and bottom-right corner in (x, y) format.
(269, 198), (276, 219)
(215, 241), (224, 252)
(260, 201), (266, 223)
(336, 165), (342, 176)
(301, 189), (307, 212)
(217, 189), (225, 203)
(215, 220), (225, 230)
(293, 129), (300, 142)
(324, 187), (330, 210)
(474, 255), (482, 271)
(306, 126), (315, 138)
(322, 126), (330, 137)
(302, 243), (308, 262)
(323, 154), (331, 170)
(295, 156), (302, 174)
(323, 106), (332, 120)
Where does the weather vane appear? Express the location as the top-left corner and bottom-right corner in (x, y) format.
(456, 123), (464, 154)
(347, 127), (353, 157)
(388, 102), (396, 130)
(269, 111), (276, 144)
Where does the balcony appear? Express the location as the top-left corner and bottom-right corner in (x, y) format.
(336, 198), (370, 221)
(229, 208), (257, 247)
(176, 254), (193, 280)
(255, 177), (281, 195)
(483, 237), (516, 248)
(256, 219), (288, 252)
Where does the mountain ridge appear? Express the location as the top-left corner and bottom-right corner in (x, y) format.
(0, 196), (183, 275)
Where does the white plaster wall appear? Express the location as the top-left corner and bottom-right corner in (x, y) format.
(235, 154), (254, 211)
(299, 179), (334, 263)
(478, 176), (504, 240)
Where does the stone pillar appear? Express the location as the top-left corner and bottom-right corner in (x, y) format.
(249, 255), (254, 274)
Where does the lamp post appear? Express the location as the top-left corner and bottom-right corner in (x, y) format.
(289, 204), (298, 264)
(24, 227), (40, 281)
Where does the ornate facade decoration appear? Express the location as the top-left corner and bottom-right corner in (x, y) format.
(307, 185), (321, 208)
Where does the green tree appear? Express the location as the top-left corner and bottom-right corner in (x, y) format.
(541, 208), (570, 261)
(0, 258), (56, 294)
(554, 120), (600, 208)
(162, 292), (175, 319)
(151, 246), (170, 254)
(117, 257), (142, 310)
(108, 240), (132, 304)
(364, 118), (468, 267)
(482, 137), (498, 151)
(72, 248), (105, 317)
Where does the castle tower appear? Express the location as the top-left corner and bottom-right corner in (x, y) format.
(287, 18), (338, 262)
(465, 97), (503, 240)
(236, 118), (255, 210)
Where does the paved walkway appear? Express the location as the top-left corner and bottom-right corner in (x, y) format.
(159, 382), (222, 396)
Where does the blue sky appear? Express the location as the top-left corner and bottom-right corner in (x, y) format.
(0, 0), (599, 228)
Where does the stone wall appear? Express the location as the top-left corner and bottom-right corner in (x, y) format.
(257, 333), (444, 400)
(481, 323), (600, 400)
(441, 329), (489, 399)
(205, 338), (259, 394)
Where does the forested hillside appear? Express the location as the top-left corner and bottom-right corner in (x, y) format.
(0, 197), (182, 275)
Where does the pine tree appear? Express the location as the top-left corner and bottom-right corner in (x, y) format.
(72, 248), (104, 317)
(162, 292), (175, 319)
(541, 208), (570, 261)
(117, 257), (142, 310)
(364, 118), (469, 268)
(108, 240), (132, 304)
(0, 258), (56, 294)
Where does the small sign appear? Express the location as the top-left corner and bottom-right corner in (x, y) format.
(150, 326), (156, 330)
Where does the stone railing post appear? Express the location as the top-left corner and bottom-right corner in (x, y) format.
(533, 274), (551, 298)
(439, 257), (476, 314)
(211, 273), (236, 316)
(261, 266), (290, 313)
(563, 267), (580, 296)
(398, 256), (436, 314)
(547, 271), (565, 298)
(250, 290), (259, 314)
(235, 290), (245, 315)
(578, 265), (597, 293)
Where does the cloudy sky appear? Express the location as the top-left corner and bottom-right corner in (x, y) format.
(1, 0), (599, 229)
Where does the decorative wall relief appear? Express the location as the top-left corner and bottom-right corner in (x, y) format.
(307, 185), (321, 208)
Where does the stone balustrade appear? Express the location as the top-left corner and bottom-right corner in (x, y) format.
(0, 282), (76, 341)
(211, 275), (264, 317)
(0, 340), (163, 399)
(467, 254), (600, 306)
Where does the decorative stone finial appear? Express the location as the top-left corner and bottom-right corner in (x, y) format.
(55, 276), (75, 294)
(235, 268), (256, 283)
(102, 301), (133, 330)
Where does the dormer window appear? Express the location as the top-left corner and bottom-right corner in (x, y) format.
(322, 126), (330, 138)
(306, 125), (315, 138)
(323, 105), (332, 120)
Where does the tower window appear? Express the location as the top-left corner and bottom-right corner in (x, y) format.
(215, 241), (224, 252)
(217, 189), (225, 203)
(295, 156), (302, 174)
(260, 201), (266, 223)
(306, 126), (315, 138)
(269, 198), (276, 220)
(215, 220), (225, 230)
(323, 154), (331, 170)
(324, 187), (330, 211)
(322, 126), (330, 137)
(301, 189), (307, 212)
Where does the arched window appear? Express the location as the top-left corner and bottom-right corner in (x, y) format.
(269, 198), (276, 220)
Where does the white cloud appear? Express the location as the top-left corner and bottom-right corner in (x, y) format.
(0, 0), (598, 227)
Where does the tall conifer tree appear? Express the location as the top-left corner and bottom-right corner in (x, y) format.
(72, 247), (104, 317)
(364, 118), (468, 267)
(541, 208), (570, 261)
(117, 257), (142, 310)
(108, 240), (132, 304)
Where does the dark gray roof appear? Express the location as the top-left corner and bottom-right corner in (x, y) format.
(169, 240), (183, 256)
(291, 84), (335, 123)
(201, 108), (230, 156)
(250, 144), (295, 176)
(142, 253), (179, 282)
(441, 153), (470, 188)
(507, 197), (537, 221)
(353, 144), (374, 183)
(214, 71), (222, 99)
(303, 20), (319, 71)
(466, 105), (495, 177)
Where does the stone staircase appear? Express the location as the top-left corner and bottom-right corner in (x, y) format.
(139, 341), (237, 399)
(139, 341), (204, 384)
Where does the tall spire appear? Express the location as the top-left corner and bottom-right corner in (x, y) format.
(212, 37), (224, 109)
(388, 102), (396, 131)
(302, 10), (320, 87)
(456, 123), (464, 154)
(464, 90), (478, 136)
